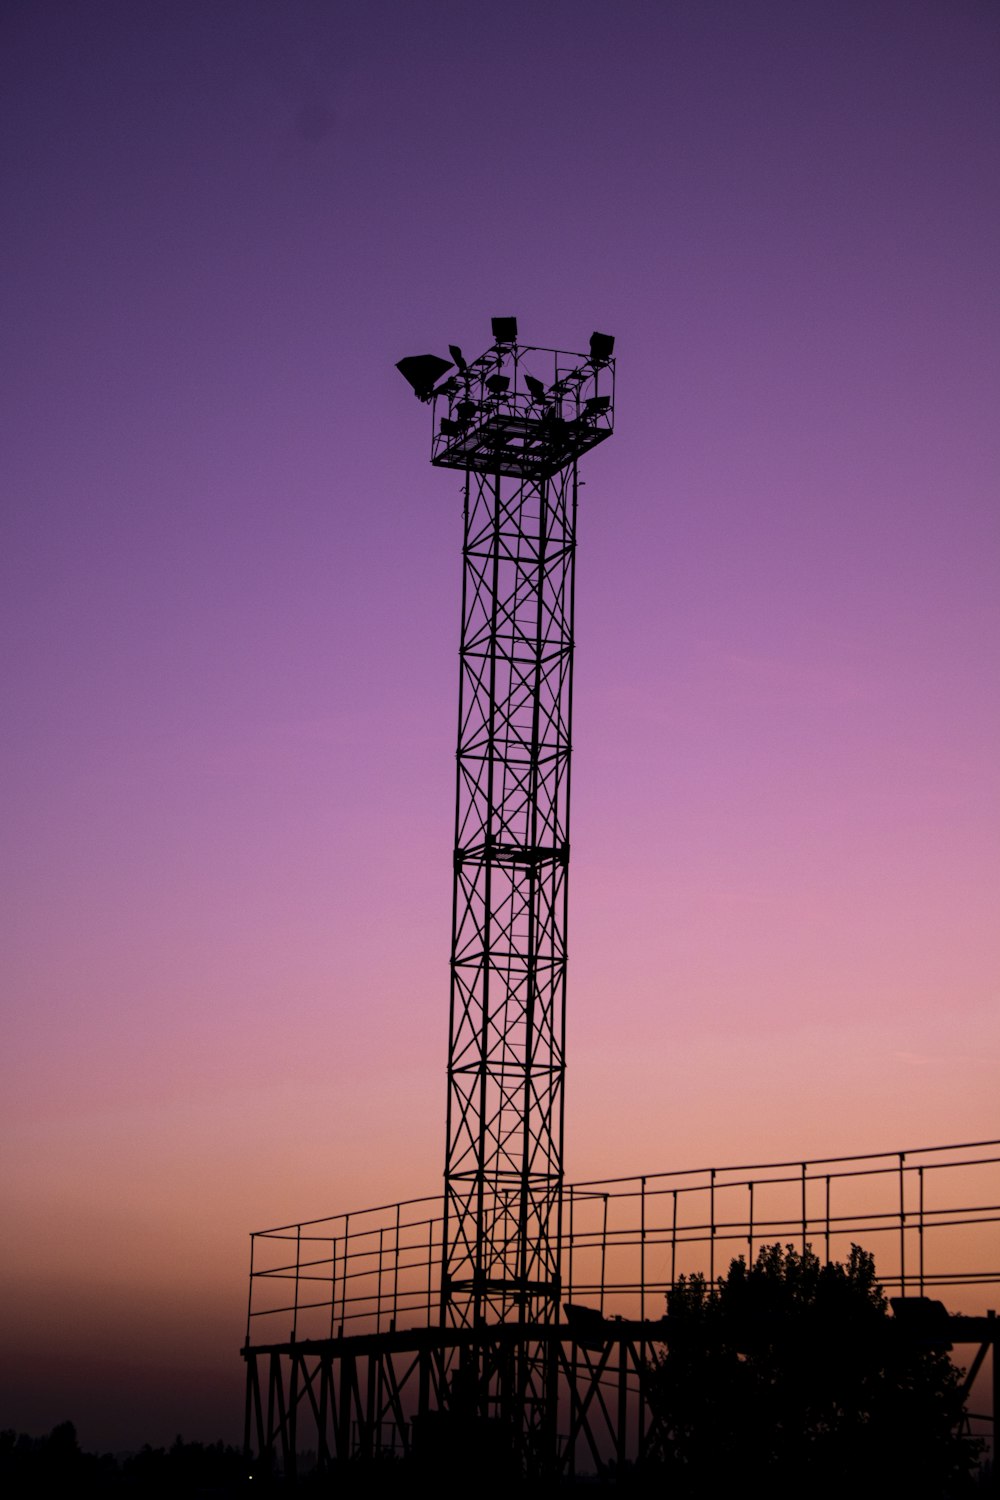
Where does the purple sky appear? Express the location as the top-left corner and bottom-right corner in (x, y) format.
(2, 0), (998, 1452)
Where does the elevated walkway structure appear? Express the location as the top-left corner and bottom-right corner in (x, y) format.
(243, 1138), (1000, 1481)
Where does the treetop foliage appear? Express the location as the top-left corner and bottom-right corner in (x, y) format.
(648, 1242), (982, 1498)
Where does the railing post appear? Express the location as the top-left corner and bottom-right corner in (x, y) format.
(639, 1177), (648, 1460)
(670, 1189), (678, 1289)
(330, 1239), (337, 1339)
(600, 1194), (609, 1315)
(710, 1170), (716, 1282)
(293, 1224), (301, 1342)
(395, 1200), (401, 1332)
(748, 1180), (754, 1266)
(640, 1177), (647, 1322)
(427, 1209), (434, 1323)
(378, 1226), (385, 1333)
(341, 1213), (350, 1336)
(918, 1166), (925, 1295)
(899, 1153), (906, 1296)
(245, 1233), (255, 1348)
(567, 1185), (575, 1308)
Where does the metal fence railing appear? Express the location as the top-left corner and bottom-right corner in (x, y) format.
(245, 1138), (1000, 1346)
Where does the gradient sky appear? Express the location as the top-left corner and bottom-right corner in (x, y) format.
(2, 0), (998, 1452)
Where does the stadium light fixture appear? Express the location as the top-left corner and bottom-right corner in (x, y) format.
(395, 353), (454, 401)
(588, 331), (615, 365)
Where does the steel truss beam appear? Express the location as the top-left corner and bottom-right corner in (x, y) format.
(244, 1316), (999, 1484)
(243, 1323), (645, 1480)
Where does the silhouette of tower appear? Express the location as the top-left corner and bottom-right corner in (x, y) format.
(398, 321), (615, 1332)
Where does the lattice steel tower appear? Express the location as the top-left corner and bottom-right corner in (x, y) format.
(398, 320), (615, 1334)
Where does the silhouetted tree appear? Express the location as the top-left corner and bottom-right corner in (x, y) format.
(121, 1433), (247, 1493)
(0, 1421), (117, 1496)
(0, 1424), (248, 1496)
(646, 1243), (981, 1498)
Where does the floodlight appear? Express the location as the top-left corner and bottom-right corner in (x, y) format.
(485, 374), (510, 396)
(448, 344), (468, 373)
(525, 375), (547, 403)
(588, 331), (615, 364)
(395, 353), (454, 401)
(584, 395), (611, 415)
(456, 400), (478, 422)
(491, 316), (518, 344)
(439, 418), (462, 436)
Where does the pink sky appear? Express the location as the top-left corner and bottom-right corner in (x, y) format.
(2, 0), (998, 1451)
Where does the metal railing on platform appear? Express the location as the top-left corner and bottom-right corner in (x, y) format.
(245, 1138), (1000, 1346)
